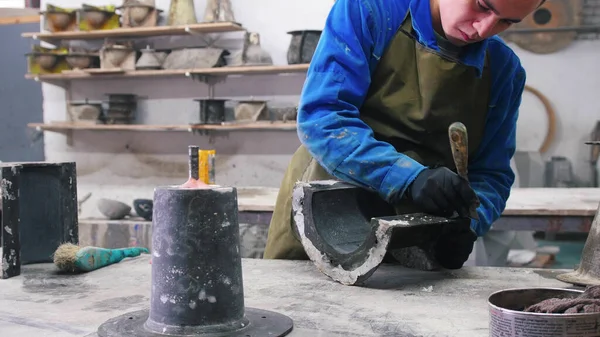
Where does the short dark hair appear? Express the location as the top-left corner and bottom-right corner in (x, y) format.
(539, 0), (546, 6)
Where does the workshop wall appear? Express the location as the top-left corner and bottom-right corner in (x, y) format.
(0, 1), (26, 8)
(0, 22), (45, 163)
(512, 41), (600, 186)
(37, 0), (600, 219)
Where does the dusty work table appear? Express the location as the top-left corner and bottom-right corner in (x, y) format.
(0, 255), (575, 337)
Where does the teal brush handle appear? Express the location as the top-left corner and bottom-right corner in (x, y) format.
(74, 246), (149, 272)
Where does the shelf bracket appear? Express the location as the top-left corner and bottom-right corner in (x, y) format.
(190, 128), (222, 144)
(186, 73), (227, 98)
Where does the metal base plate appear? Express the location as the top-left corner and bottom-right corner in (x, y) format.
(97, 307), (293, 337)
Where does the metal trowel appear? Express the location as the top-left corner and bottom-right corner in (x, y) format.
(448, 121), (480, 221)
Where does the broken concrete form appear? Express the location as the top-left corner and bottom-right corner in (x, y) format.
(96, 185), (293, 336)
(292, 180), (467, 286)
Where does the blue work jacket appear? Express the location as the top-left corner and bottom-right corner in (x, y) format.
(296, 0), (526, 236)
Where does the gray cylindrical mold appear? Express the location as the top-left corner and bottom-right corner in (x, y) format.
(145, 186), (247, 335)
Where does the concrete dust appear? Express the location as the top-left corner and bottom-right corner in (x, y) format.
(0, 256), (572, 337)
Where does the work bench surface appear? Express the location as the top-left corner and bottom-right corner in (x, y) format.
(0, 256), (575, 337)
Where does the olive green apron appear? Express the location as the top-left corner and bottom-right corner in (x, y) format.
(263, 11), (490, 260)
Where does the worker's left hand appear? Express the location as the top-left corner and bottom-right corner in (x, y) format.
(433, 222), (477, 269)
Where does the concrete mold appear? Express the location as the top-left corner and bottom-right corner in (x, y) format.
(95, 182), (293, 337)
(292, 180), (468, 286)
(1, 162), (78, 279)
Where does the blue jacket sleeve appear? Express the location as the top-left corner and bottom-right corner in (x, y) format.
(297, 0), (426, 203)
(468, 49), (525, 236)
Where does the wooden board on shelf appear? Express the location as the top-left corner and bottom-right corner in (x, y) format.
(27, 121), (298, 132)
(62, 68), (126, 75)
(231, 187), (600, 216)
(25, 64), (310, 81)
(74, 187), (600, 216)
(191, 64), (310, 76)
(503, 188), (600, 216)
(21, 21), (245, 41)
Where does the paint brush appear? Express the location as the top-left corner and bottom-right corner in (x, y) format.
(53, 243), (149, 273)
(448, 122), (480, 221)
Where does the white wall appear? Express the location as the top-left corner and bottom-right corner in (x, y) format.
(37, 0), (600, 218)
(509, 41), (600, 185)
(0, 0), (25, 8)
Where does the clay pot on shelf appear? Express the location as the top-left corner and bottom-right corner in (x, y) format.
(194, 98), (228, 124)
(69, 99), (103, 124)
(80, 5), (112, 29)
(32, 53), (59, 70)
(243, 32), (273, 66)
(65, 53), (99, 69)
(135, 46), (167, 70)
(167, 0), (198, 25)
(101, 44), (135, 68)
(46, 11), (72, 30)
(286, 30), (322, 65)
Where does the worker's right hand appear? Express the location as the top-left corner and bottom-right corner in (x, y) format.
(407, 167), (478, 217)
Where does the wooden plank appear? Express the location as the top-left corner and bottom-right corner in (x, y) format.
(27, 121), (298, 132)
(237, 187), (280, 212)
(61, 68), (124, 75)
(21, 21), (244, 41)
(190, 64), (310, 76)
(503, 188), (600, 216)
(25, 64), (310, 81)
(74, 187), (599, 221)
(200, 187), (600, 216)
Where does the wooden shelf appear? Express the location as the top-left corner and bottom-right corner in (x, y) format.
(28, 121), (298, 132)
(21, 21), (245, 42)
(25, 64), (310, 81)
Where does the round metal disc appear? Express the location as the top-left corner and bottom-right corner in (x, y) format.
(502, 0), (583, 54)
(97, 307), (293, 337)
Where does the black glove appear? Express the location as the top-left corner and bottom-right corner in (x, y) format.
(433, 222), (477, 269)
(408, 167), (478, 217)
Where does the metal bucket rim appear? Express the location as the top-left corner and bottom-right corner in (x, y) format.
(487, 287), (600, 317)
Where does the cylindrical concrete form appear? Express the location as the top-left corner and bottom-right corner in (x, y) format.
(96, 145), (293, 337)
(145, 185), (247, 334)
(96, 186), (293, 337)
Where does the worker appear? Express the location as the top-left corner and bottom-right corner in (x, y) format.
(264, 0), (544, 269)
